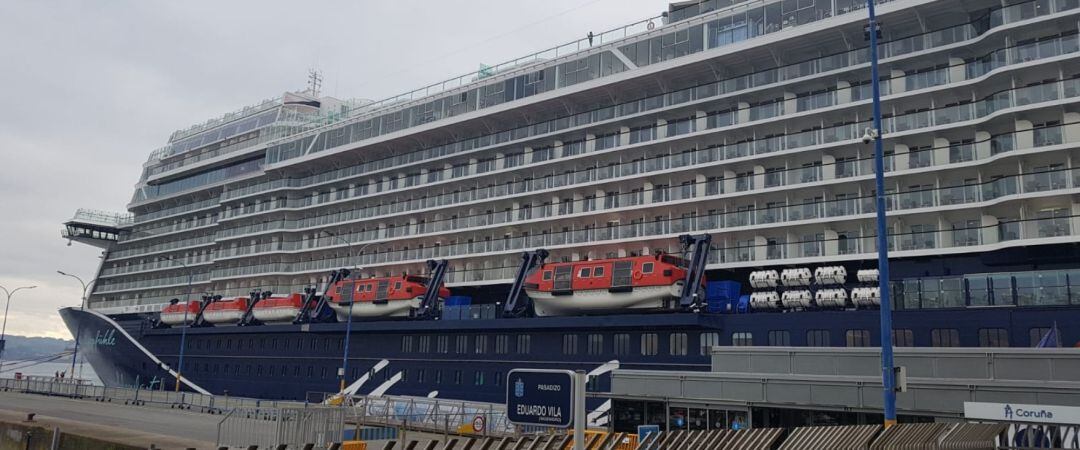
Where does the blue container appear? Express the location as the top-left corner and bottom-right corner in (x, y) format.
(705, 281), (742, 313)
(445, 296), (473, 306)
(736, 294), (751, 313)
(706, 281), (742, 300)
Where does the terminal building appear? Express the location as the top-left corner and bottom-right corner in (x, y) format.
(605, 346), (1080, 445)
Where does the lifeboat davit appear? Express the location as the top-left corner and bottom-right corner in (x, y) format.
(159, 300), (200, 326)
(325, 275), (450, 318)
(251, 293), (307, 324)
(523, 254), (701, 316)
(202, 297), (248, 324)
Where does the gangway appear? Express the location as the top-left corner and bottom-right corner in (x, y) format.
(502, 249), (548, 318)
(413, 259), (449, 319)
(678, 234), (712, 309)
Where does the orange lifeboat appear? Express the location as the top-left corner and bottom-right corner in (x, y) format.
(251, 293), (307, 324)
(201, 297), (248, 324)
(159, 300), (201, 326)
(523, 253), (700, 316)
(325, 275), (450, 318)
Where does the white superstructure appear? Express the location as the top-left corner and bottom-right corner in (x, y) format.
(71, 0), (1080, 314)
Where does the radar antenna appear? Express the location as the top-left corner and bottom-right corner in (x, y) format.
(307, 68), (323, 97)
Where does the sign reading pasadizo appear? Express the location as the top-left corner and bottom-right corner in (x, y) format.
(506, 369), (575, 428)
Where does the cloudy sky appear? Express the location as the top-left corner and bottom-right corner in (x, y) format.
(0, 0), (664, 338)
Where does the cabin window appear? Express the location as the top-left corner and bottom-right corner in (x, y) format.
(1029, 328), (1053, 347)
(494, 371), (503, 387)
(563, 335), (579, 355)
(767, 330), (790, 346)
(931, 329), (960, 347)
(642, 262), (655, 274)
(517, 335), (532, 354)
(495, 335), (509, 353)
(321, 367), (327, 378)
(893, 329), (914, 347)
(456, 335), (469, 353)
(731, 332), (753, 346)
(587, 334), (604, 355)
(641, 333), (659, 355)
(593, 267), (605, 277)
(579, 267), (592, 278)
(454, 370), (463, 385)
(979, 328), (1009, 347)
(434, 370), (442, 384)
(543, 271), (553, 281)
(474, 371), (485, 385)
(669, 333), (688, 356)
(417, 369), (425, 383)
(475, 335), (488, 354)
(419, 336), (431, 352)
(401, 369), (408, 383)
(700, 332), (720, 354)
(614, 334), (631, 355)
(395, 281), (402, 290)
(845, 330), (871, 347)
(437, 336), (449, 353)
(806, 330), (830, 347)
(401, 336), (414, 353)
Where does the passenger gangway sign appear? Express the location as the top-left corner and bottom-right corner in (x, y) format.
(506, 369), (576, 428)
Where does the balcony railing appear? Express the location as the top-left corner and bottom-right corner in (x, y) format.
(228, 0), (1071, 202)
(221, 34), (1080, 228)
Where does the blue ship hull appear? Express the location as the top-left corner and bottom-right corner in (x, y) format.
(61, 304), (1080, 403)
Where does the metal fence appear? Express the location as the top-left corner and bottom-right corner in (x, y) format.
(216, 407), (346, 450)
(0, 377), (302, 413)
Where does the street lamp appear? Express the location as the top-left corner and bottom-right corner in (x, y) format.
(0, 285), (37, 375)
(321, 230), (377, 397)
(57, 271), (94, 377)
(864, 0), (898, 428)
(158, 254), (195, 392)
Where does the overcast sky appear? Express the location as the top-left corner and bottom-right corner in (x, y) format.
(0, 0), (664, 338)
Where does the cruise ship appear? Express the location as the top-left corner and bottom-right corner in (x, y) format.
(61, 0), (1080, 405)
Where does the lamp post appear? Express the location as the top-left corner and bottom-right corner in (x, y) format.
(57, 271), (94, 377)
(865, 0), (897, 428)
(0, 285), (37, 375)
(159, 254), (194, 392)
(321, 230), (376, 397)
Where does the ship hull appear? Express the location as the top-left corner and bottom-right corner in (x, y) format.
(63, 304), (1080, 404)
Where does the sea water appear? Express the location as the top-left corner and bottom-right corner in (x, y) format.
(1, 359), (101, 385)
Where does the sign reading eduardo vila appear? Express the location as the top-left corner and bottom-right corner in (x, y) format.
(506, 369), (575, 428)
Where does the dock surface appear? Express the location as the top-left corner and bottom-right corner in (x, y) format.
(0, 391), (218, 449)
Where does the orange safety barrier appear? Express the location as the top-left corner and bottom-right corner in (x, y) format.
(341, 441), (367, 450)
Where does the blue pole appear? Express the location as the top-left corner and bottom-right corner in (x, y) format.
(175, 270), (192, 392)
(866, 0), (897, 427)
(340, 296), (354, 396)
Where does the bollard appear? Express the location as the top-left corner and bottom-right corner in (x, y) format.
(302, 444), (315, 450)
(328, 443), (341, 450)
(275, 445), (288, 450)
(246, 446), (258, 450)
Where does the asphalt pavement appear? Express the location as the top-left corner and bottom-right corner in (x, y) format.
(0, 390), (219, 449)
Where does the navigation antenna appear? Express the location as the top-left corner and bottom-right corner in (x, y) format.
(307, 68), (323, 97)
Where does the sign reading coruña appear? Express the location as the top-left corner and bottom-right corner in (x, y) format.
(964, 402), (1080, 425)
(506, 369), (575, 428)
